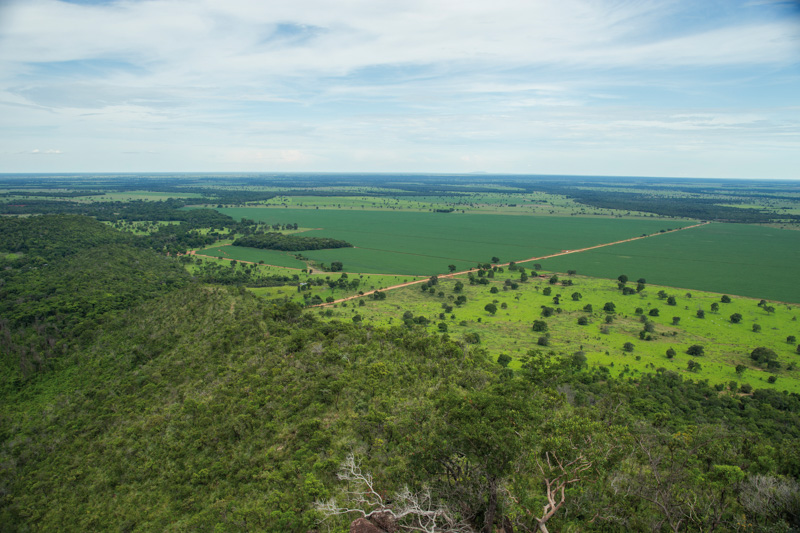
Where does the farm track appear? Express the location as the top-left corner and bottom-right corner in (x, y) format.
(313, 221), (710, 307)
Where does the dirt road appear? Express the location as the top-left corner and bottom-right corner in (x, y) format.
(312, 221), (710, 307)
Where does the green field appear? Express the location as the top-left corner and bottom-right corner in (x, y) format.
(195, 245), (307, 269)
(214, 208), (690, 275)
(536, 223), (800, 303)
(331, 269), (800, 393)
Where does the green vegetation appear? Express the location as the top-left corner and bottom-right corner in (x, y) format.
(216, 207), (692, 275)
(537, 222), (800, 303)
(3, 175), (800, 532)
(233, 233), (352, 251)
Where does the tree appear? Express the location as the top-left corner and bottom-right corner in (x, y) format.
(687, 360), (701, 372)
(497, 353), (511, 367)
(666, 348), (676, 359)
(787, 335), (796, 344)
(649, 308), (660, 317)
(577, 316), (588, 326)
(491, 256), (500, 264)
(490, 286), (499, 294)
(696, 309), (705, 318)
(603, 302), (616, 313)
(567, 269), (577, 275)
(750, 347), (777, 365)
(687, 345), (705, 356)
(454, 281), (464, 293)
(672, 317), (680, 325)
(542, 287), (552, 296)
(571, 292), (582, 301)
(752, 324), (761, 333)
(730, 313), (743, 324)
(583, 304), (593, 312)
(735, 364), (746, 376)
(455, 295), (467, 306)
(541, 307), (555, 318)
(623, 342), (635, 352)
(448, 264), (457, 272)
(532, 320), (548, 332)
(438, 322), (449, 333)
(667, 296), (677, 306)
(721, 295), (731, 303)
(484, 303), (498, 315)
(533, 263), (542, 270)
(636, 282), (646, 292)
(548, 275), (559, 285)
(710, 302), (720, 312)
(618, 274), (628, 284)
(330, 261), (343, 272)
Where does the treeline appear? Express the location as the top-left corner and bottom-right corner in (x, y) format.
(233, 233), (352, 251)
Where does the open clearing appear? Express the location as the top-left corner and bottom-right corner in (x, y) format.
(536, 222), (800, 303)
(326, 268), (800, 394)
(215, 207), (692, 275)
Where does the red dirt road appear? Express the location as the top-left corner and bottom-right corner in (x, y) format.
(312, 221), (710, 307)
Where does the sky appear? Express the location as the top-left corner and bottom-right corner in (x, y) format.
(0, 0), (798, 178)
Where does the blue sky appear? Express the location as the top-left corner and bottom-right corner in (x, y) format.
(0, 0), (798, 178)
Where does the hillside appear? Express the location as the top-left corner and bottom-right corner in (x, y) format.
(1, 215), (799, 532)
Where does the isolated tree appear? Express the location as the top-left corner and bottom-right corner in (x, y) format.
(549, 275), (559, 285)
(696, 309), (705, 318)
(567, 269), (577, 275)
(735, 364), (746, 376)
(542, 287), (552, 296)
(491, 256), (500, 264)
(438, 322), (448, 333)
(666, 348), (676, 359)
(454, 281), (464, 292)
(750, 347), (777, 365)
(649, 308), (660, 317)
(788, 335), (797, 344)
(711, 302), (720, 312)
(730, 313), (743, 324)
(331, 261), (343, 272)
(687, 345), (705, 356)
(583, 304), (593, 312)
(520, 272), (529, 282)
(603, 302), (616, 313)
(687, 360), (702, 372)
(618, 274), (628, 284)
(721, 295), (731, 303)
(571, 292), (582, 301)
(497, 353), (511, 368)
(448, 264), (457, 272)
(541, 306), (555, 318)
(636, 281), (646, 292)
(623, 342), (635, 352)
(577, 316), (588, 326)
(532, 320), (548, 332)
(455, 295), (467, 306)
(533, 263), (542, 270)
(752, 324), (761, 333)
(484, 303), (498, 315)
(490, 286), (499, 294)
(672, 316), (680, 326)
(667, 296), (677, 306)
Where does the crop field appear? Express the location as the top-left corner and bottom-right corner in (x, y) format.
(214, 207), (690, 275)
(325, 268), (800, 393)
(536, 222), (800, 303)
(195, 245), (307, 269)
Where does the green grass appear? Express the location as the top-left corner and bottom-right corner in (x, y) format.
(536, 222), (800, 303)
(214, 208), (691, 275)
(327, 268), (800, 394)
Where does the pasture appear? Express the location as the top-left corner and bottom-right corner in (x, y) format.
(327, 268), (800, 393)
(215, 207), (689, 275)
(536, 222), (800, 303)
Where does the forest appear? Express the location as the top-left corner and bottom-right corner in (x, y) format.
(1, 177), (799, 532)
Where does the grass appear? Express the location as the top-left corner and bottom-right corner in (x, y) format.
(323, 268), (800, 394)
(536, 222), (800, 303)
(213, 208), (693, 275)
